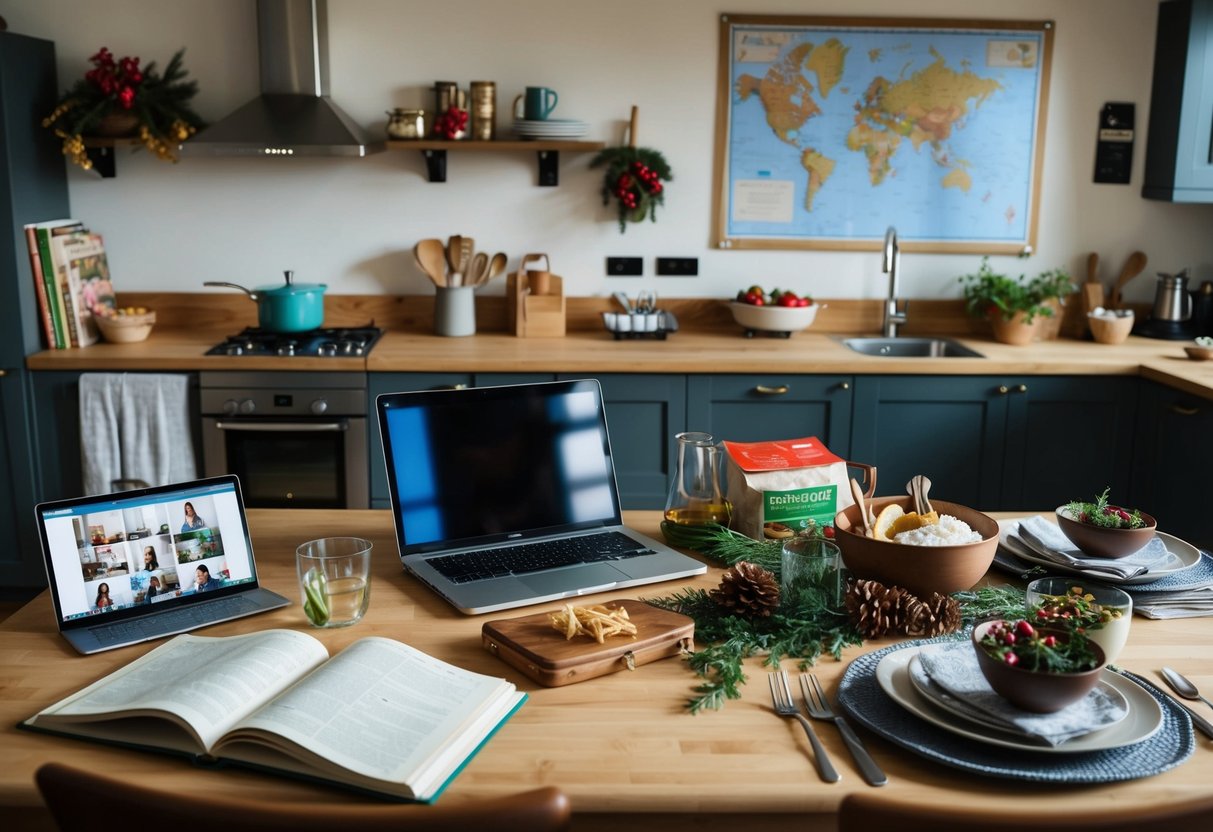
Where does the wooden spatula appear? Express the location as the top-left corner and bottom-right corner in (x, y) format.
(1110, 251), (1147, 309)
(1082, 252), (1105, 315)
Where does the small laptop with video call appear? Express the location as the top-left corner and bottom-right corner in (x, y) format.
(375, 378), (706, 614)
(35, 475), (290, 654)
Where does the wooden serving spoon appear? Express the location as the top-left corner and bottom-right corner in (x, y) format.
(486, 252), (507, 283)
(413, 239), (447, 288)
(446, 235), (464, 285)
(850, 478), (871, 537)
(1110, 250), (1147, 309)
(906, 475), (933, 515)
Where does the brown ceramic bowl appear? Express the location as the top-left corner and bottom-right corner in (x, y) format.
(1055, 505), (1157, 559)
(972, 620), (1106, 713)
(832, 496), (998, 598)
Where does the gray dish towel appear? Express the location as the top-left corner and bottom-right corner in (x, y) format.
(79, 373), (197, 495)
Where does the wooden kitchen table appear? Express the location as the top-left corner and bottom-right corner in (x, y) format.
(1, 510), (1210, 831)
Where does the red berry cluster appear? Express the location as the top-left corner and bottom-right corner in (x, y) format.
(85, 47), (143, 110)
(613, 161), (664, 211)
(432, 107), (468, 139)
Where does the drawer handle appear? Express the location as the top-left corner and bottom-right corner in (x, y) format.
(0, 369), (7, 377)
(1016, 384), (1028, 393)
(1170, 404), (1200, 417)
(754, 384), (790, 395)
(997, 385), (1009, 395)
(839, 381), (850, 390)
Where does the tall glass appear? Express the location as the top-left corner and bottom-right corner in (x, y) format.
(780, 537), (842, 606)
(664, 432), (730, 526)
(1026, 577), (1132, 664)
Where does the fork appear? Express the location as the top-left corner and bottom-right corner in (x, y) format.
(800, 674), (887, 786)
(768, 670), (839, 783)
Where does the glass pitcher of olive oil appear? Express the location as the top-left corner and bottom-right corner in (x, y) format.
(664, 432), (730, 525)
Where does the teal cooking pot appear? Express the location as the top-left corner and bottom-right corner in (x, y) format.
(204, 271), (327, 332)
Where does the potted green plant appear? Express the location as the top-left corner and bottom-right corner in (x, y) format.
(959, 258), (1072, 345)
(42, 46), (205, 172)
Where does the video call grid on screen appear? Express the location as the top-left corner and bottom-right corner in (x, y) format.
(40, 481), (256, 622)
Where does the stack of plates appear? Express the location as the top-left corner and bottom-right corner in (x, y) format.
(512, 118), (589, 140)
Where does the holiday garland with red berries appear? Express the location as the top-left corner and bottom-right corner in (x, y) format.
(43, 46), (205, 170)
(590, 146), (673, 232)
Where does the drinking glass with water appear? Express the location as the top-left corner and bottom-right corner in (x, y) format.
(296, 537), (372, 627)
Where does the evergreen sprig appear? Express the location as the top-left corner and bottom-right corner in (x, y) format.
(648, 523), (1030, 713)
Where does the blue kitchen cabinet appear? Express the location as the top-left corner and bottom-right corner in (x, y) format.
(851, 376), (1137, 511)
(1132, 381), (1212, 548)
(558, 373), (686, 510)
(685, 374), (854, 455)
(367, 372), (472, 509)
(0, 32), (71, 587)
(27, 371), (85, 504)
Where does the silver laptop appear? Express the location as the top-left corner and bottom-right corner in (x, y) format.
(35, 475), (290, 654)
(376, 379), (706, 614)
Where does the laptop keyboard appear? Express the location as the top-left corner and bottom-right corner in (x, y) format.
(428, 531), (657, 584)
(90, 595), (262, 646)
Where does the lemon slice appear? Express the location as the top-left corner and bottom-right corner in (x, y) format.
(871, 504), (905, 540)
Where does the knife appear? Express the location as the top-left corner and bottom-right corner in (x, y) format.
(1167, 693), (1213, 740)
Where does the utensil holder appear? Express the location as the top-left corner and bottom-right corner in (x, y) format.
(434, 285), (476, 337)
(506, 253), (566, 337)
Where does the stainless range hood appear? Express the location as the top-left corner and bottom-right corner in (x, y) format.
(182, 0), (383, 157)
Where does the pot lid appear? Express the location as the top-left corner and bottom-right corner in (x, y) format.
(257, 270), (327, 296)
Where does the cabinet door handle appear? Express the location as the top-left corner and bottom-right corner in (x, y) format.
(1016, 384), (1028, 393)
(997, 385), (1009, 395)
(1170, 404), (1200, 417)
(0, 369), (7, 377)
(754, 384), (790, 395)
(839, 381), (850, 390)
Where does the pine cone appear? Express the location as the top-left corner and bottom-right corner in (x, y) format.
(710, 561), (780, 618)
(905, 592), (962, 637)
(845, 578), (912, 638)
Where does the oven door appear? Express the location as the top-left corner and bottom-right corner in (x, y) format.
(201, 416), (369, 509)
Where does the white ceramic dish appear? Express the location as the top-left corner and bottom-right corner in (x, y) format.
(999, 521), (1200, 586)
(727, 301), (820, 333)
(875, 644), (1163, 754)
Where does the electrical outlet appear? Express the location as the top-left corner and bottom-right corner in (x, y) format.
(606, 257), (643, 276)
(656, 257), (698, 276)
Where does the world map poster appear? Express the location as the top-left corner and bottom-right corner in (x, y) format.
(714, 16), (1054, 253)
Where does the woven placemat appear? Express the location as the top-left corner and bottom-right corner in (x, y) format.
(838, 638), (1195, 782)
(994, 548), (1213, 595)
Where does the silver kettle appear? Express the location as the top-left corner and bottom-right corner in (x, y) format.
(1150, 269), (1193, 322)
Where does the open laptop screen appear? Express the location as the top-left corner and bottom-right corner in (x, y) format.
(378, 379), (623, 554)
(37, 476), (260, 630)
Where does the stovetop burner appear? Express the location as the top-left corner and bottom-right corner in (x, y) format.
(205, 326), (383, 357)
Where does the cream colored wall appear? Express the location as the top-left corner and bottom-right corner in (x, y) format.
(7, 0), (1212, 306)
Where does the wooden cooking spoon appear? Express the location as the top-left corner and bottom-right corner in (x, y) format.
(413, 239), (447, 288)
(1110, 250), (1147, 309)
(446, 235), (464, 285)
(850, 478), (871, 537)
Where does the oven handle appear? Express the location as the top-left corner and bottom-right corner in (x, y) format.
(213, 420), (349, 433)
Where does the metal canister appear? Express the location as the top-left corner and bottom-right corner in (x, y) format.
(433, 81), (459, 116)
(469, 81), (496, 141)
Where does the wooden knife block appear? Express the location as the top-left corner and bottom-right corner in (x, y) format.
(507, 270), (566, 337)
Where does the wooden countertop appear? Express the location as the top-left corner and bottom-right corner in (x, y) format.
(2, 509), (1210, 831)
(23, 294), (1213, 399)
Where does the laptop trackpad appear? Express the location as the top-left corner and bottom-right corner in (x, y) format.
(521, 563), (623, 598)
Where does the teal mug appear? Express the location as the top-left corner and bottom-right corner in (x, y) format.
(514, 87), (558, 121)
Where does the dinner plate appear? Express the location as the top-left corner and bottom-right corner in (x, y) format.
(906, 654), (1130, 742)
(876, 645), (1163, 753)
(998, 522), (1200, 586)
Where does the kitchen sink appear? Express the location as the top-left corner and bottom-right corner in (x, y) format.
(839, 337), (984, 358)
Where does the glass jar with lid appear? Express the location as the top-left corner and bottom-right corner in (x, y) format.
(386, 108), (425, 140)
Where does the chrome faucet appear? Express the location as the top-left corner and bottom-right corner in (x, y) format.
(882, 226), (908, 337)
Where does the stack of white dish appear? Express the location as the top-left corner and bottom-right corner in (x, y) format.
(512, 118), (589, 139)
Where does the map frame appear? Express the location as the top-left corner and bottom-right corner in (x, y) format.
(712, 14), (1055, 254)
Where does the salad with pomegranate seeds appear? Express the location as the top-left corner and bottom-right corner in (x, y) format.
(977, 619), (1102, 673)
(1063, 487), (1148, 530)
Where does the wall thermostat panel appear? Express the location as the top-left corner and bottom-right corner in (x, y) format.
(1094, 102), (1134, 184)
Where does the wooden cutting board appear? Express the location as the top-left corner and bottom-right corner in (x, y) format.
(482, 598), (695, 686)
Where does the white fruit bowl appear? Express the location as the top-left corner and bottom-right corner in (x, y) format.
(728, 301), (820, 337)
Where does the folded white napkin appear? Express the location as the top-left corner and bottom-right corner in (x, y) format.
(1012, 515), (1175, 580)
(915, 644), (1128, 746)
(1135, 587), (1213, 619)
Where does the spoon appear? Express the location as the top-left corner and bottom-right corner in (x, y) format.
(1109, 250), (1147, 309)
(486, 252), (507, 283)
(613, 291), (633, 314)
(413, 239), (447, 289)
(467, 252), (489, 287)
(446, 235), (464, 285)
(849, 478), (871, 537)
(906, 474), (933, 515)
(1160, 667), (1213, 712)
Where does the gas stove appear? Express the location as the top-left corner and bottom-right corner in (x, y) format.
(205, 326), (382, 357)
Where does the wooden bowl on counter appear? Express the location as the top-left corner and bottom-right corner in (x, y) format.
(833, 496), (999, 598)
(95, 310), (156, 343)
(1087, 312), (1133, 345)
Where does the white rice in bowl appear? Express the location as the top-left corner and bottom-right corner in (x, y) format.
(893, 514), (983, 546)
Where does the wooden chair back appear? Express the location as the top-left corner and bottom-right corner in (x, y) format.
(839, 791), (1213, 832)
(35, 762), (571, 832)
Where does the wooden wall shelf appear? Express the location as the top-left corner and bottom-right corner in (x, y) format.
(386, 139), (605, 186)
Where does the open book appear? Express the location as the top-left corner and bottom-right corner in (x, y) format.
(22, 630), (525, 802)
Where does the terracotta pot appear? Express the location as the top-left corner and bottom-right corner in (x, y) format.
(989, 311), (1038, 346)
(93, 112), (141, 137)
